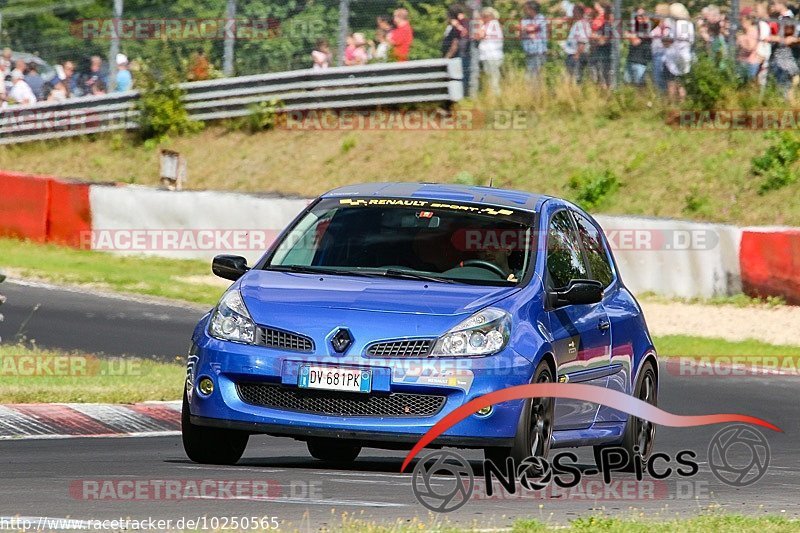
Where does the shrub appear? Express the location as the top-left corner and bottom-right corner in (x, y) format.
(683, 49), (740, 111)
(567, 169), (620, 210)
(225, 99), (283, 134)
(136, 46), (202, 143)
(453, 171), (477, 185)
(751, 131), (800, 194)
(683, 186), (711, 216)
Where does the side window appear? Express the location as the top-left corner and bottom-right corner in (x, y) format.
(573, 212), (615, 287)
(546, 211), (588, 289)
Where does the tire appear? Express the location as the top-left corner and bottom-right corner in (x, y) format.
(307, 438), (361, 462)
(593, 360), (657, 472)
(484, 360), (555, 467)
(181, 391), (249, 465)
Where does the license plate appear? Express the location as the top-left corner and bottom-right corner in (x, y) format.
(298, 366), (372, 393)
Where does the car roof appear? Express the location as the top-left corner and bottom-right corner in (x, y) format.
(322, 182), (551, 212)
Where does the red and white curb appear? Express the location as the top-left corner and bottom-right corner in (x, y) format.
(0, 401), (180, 440)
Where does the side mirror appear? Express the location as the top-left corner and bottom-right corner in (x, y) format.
(212, 255), (250, 281)
(550, 279), (603, 308)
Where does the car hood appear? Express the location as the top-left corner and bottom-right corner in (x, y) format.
(238, 270), (519, 319)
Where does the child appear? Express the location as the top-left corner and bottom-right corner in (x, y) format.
(346, 33), (369, 66)
(311, 39), (332, 70)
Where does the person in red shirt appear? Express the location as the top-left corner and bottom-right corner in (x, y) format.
(389, 8), (414, 61)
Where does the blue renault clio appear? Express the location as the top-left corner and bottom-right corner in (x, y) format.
(183, 183), (658, 468)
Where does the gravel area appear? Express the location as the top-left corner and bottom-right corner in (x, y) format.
(641, 301), (800, 346)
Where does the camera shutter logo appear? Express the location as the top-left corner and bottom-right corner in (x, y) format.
(411, 450), (474, 513)
(708, 424), (770, 487)
(517, 456), (553, 491)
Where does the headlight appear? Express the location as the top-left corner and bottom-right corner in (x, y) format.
(431, 308), (511, 357)
(209, 290), (255, 344)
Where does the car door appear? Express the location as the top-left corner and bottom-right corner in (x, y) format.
(572, 210), (635, 424)
(544, 210), (612, 430)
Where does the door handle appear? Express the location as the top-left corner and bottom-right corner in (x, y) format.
(598, 319), (610, 332)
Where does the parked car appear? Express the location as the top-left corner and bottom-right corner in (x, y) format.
(3, 52), (57, 95)
(182, 183), (658, 469)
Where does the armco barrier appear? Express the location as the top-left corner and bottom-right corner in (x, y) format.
(740, 229), (800, 305)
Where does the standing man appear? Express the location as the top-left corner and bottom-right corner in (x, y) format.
(520, 1), (548, 79)
(389, 8), (414, 61)
(442, 4), (471, 96)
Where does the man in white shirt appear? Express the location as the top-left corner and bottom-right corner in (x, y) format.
(8, 70), (37, 105)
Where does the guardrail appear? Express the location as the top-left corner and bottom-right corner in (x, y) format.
(0, 59), (464, 145)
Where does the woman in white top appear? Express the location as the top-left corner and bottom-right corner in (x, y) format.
(650, 3), (671, 92)
(755, 2), (773, 88)
(562, 5), (591, 82)
(663, 2), (695, 102)
(476, 7), (504, 94)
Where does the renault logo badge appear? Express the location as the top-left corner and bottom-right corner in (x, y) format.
(331, 328), (353, 353)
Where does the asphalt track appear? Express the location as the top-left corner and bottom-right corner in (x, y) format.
(0, 280), (207, 360)
(0, 281), (798, 527)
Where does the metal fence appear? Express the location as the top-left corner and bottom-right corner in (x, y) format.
(0, 58), (463, 145)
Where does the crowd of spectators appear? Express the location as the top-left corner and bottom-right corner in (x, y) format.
(315, 1), (800, 103)
(312, 8), (415, 69)
(0, 50), (134, 108)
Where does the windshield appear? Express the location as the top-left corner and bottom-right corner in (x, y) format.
(264, 197), (536, 286)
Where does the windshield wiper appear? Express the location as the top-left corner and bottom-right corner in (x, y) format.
(381, 269), (458, 284)
(267, 265), (457, 284)
(266, 265), (383, 278)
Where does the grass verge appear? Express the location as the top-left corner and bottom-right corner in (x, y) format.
(0, 238), (226, 307)
(654, 334), (800, 357)
(0, 71), (797, 226)
(0, 344), (184, 403)
(512, 514), (800, 532)
(0, 335), (796, 404)
(338, 514), (799, 532)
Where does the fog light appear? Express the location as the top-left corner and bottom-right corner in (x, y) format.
(198, 377), (214, 396)
(476, 405), (493, 417)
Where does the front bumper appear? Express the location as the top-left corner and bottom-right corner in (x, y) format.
(187, 325), (536, 448)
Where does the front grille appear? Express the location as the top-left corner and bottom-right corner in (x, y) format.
(366, 339), (434, 358)
(256, 326), (313, 352)
(237, 383), (445, 417)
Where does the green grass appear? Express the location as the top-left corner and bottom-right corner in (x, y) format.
(0, 71), (798, 226)
(0, 238), (225, 307)
(654, 334), (800, 356)
(515, 514), (799, 532)
(336, 514), (799, 532)
(0, 344), (184, 403)
(639, 291), (787, 308)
